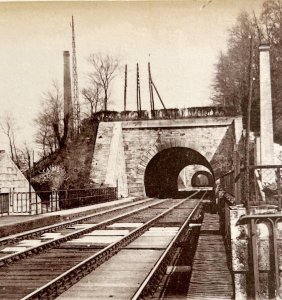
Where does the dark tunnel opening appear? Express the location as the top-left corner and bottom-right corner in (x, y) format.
(191, 170), (214, 187)
(144, 147), (214, 198)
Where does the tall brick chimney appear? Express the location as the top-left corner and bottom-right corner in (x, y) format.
(63, 50), (74, 139)
(259, 43), (274, 165)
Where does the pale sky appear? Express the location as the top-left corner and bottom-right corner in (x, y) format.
(0, 0), (264, 153)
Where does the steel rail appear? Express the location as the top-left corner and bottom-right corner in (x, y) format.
(131, 191), (206, 299)
(0, 197), (152, 246)
(21, 191), (201, 300)
(0, 198), (166, 267)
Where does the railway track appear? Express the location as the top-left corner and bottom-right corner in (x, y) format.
(0, 199), (148, 246)
(0, 190), (206, 300)
(0, 197), (164, 267)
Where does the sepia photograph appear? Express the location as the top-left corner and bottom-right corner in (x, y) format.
(0, 0), (281, 299)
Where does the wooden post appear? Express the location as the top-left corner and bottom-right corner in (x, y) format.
(148, 62), (155, 116)
(136, 63), (138, 113)
(138, 68), (141, 113)
(234, 145), (241, 205)
(136, 63), (141, 116)
(28, 150), (32, 214)
(151, 81), (168, 115)
(245, 34), (254, 213)
(124, 64), (127, 111)
(276, 168), (281, 211)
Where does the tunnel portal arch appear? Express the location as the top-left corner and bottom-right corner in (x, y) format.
(191, 170), (214, 187)
(144, 147), (214, 198)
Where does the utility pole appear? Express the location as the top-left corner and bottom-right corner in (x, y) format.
(71, 15), (80, 136)
(151, 81), (168, 115)
(124, 64), (127, 111)
(148, 62), (155, 117)
(136, 63), (142, 116)
(148, 63), (168, 116)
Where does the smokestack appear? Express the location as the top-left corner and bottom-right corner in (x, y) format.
(63, 50), (74, 139)
(259, 43), (274, 165)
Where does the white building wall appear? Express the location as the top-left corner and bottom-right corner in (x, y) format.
(0, 150), (41, 214)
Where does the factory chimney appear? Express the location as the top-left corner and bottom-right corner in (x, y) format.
(259, 42), (274, 165)
(63, 50), (74, 139)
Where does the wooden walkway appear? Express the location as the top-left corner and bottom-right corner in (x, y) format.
(187, 213), (233, 299)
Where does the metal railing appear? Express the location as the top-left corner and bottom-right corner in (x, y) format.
(218, 165), (282, 299)
(8, 187), (117, 215)
(218, 165), (282, 210)
(217, 192), (235, 266)
(238, 213), (282, 299)
(218, 170), (235, 197)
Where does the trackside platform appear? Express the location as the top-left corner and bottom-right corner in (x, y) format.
(0, 197), (139, 239)
(187, 213), (233, 299)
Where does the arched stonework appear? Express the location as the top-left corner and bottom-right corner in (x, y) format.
(137, 137), (212, 171)
(91, 118), (239, 197)
(135, 138), (214, 196)
(129, 128), (234, 196)
(137, 138), (212, 169)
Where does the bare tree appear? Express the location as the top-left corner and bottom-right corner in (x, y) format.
(0, 112), (19, 164)
(87, 53), (119, 111)
(34, 112), (53, 157)
(82, 84), (103, 116)
(16, 141), (34, 172)
(34, 81), (67, 157)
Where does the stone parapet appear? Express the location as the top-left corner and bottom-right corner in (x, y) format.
(92, 106), (241, 122)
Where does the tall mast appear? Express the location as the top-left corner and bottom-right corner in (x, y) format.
(71, 15), (80, 135)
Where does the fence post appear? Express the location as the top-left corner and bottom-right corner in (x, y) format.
(10, 190), (14, 214)
(35, 193), (38, 215)
(56, 191), (58, 211)
(234, 146), (241, 205)
(250, 219), (260, 300)
(116, 179), (118, 199)
(276, 168), (281, 211)
(65, 190), (68, 208)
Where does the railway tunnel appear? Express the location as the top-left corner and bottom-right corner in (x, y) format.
(191, 170), (214, 187)
(144, 147), (214, 198)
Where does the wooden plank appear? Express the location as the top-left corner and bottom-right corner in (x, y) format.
(187, 213), (233, 300)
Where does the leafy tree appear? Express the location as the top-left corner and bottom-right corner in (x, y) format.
(212, 11), (260, 131)
(212, 0), (282, 142)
